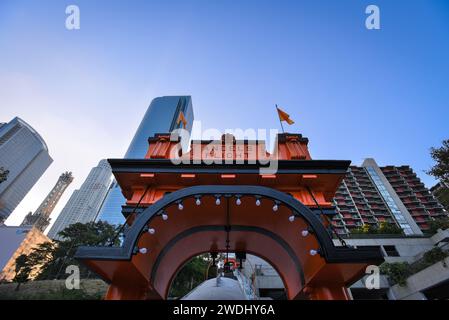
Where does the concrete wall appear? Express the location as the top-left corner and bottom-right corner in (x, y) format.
(242, 255), (285, 291)
(334, 237), (434, 262)
(343, 230), (449, 299)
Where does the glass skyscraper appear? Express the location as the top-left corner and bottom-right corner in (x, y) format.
(0, 117), (52, 224)
(95, 96), (194, 225)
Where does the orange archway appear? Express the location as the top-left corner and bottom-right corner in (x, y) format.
(75, 133), (383, 300)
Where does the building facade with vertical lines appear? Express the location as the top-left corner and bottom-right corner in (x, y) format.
(95, 96), (194, 225)
(0, 117), (52, 224)
(47, 160), (111, 239)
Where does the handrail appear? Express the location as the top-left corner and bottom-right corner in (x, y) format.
(234, 269), (259, 300)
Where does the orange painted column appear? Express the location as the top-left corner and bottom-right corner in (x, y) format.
(304, 286), (351, 300)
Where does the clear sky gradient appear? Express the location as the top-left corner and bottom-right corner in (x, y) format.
(1, 0), (448, 227)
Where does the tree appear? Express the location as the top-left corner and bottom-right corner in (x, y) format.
(28, 242), (60, 280)
(427, 139), (449, 183)
(43, 221), (120, 280)
(380, 262), (411, 286)
(432, 184), (449, 211)
(14, 221), (120, 282)
(423, 247), (448, 265)
(13, 254), (32, 290)
(168, 255), (211, 298)
(428, 217), (449, 234)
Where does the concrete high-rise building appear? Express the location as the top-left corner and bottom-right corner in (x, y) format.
(332, 158), (448, 236)
(95, 96), (194, 225)
(20, 172), (74, 232)
(238, 159), (449, 300)
(47, 160), (111, 239)
(0, 117), (53, 224)
(431, 181), (449, 212)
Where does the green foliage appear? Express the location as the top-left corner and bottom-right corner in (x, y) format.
(381, 247), (449, 286)
(168, 255), (211, 299)
(56, 220), (120, 246)
(377, 222), (403, 234)
(0, 287), (102, 300)
(380, 262), (411, 286)
(432, 187), (449, 211)
(351, 224), (374, 234)
(13, 254), (32, 290)
(427, 139), (449, 183)
(423, 247), (448, 265)
(350, 222), (402, 235)
(428, 218), (449, 235)
(13, 221), (120, 281)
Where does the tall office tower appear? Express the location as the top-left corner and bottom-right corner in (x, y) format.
(332, 158), (448, 236)
(20, 172), (74, 232)
(0, 117), (53, 224)
(95, 96), (194, 225)
(47, 160), (112, 239)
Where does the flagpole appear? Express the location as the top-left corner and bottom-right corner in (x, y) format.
(276, 104), (285, 134)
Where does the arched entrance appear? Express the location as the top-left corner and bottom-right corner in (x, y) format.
(75, 133), (384, 300)
(173, 252), (286, 300)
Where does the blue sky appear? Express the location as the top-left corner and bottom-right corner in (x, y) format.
(1, 0), (448, 226)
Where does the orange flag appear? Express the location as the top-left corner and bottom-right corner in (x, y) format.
(177, 111), (187, 129)
(276, 106), (294, 125)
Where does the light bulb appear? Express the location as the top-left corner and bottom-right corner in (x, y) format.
(196, 198), (201, 206)
(162, 213), (168, 220)
(301, 230), (309, 237)
(139, 248), (148, 254)
(236, 198), (242, 206)
(148, 228), (155, 235)
(256, 199), (261, 206)
(178, 203), (184, 210)
(273, 204), (279, 212)
(289, 215), (295, 222)
(310, 249), (318, 256)
(216, 198), (221, 205)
